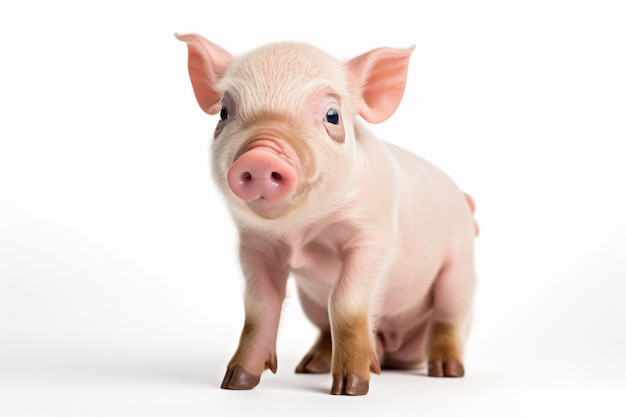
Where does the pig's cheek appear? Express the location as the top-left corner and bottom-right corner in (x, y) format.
(214, 121), (225, 138)
(211, 141), (239, 194)
(323, 120), (345, 143)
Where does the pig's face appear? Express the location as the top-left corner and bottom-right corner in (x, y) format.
(209, 43), (359, 223)
(177, 34), (414, 230)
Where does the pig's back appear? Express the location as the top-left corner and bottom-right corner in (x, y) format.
(374, 138), (475, 317)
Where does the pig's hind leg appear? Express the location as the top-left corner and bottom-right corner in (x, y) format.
(295, 290), (332, 374)
(427, 255), (476, 377)
(295, 327), (333, 374)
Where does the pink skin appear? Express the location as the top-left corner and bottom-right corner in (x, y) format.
(176, 33), (478, 396)
(227, 140), (298, 203)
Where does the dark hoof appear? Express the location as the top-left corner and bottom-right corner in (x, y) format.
(295, 353), (331, 374)
(331, 373), (369, 396)
(428, 359), (465, 377)
(221, 366), (261, 390)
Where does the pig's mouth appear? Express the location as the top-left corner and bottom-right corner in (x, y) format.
(227, 137), (301, 219)
(245, 197), (293, 219)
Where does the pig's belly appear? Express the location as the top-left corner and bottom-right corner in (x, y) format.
(291, 246), (439, 340)
(291, 252), (343, 309)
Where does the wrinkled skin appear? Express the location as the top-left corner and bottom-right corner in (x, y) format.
(176, 33), (478, 396)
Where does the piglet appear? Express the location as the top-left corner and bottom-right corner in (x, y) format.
(176, 33), (478, 396)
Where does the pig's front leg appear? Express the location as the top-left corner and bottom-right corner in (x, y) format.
(328, 247), (385, 396)
(221, 245), (289, 390)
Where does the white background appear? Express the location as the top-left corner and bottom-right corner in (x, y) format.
(1, 0), (625, 415)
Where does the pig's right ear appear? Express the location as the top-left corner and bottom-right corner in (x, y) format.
(347, 46), (415, 124)
(175, 33), (232, 115)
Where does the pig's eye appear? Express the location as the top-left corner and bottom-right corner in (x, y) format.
(324, 108), (340, 125)
(220, 105), (229, 121)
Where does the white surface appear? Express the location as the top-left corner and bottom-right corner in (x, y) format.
(1, 0), (625, 416)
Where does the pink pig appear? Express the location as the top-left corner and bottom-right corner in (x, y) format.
(176, 33), (478, 396)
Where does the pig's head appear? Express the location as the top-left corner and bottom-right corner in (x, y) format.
(176, 33), (414, 230)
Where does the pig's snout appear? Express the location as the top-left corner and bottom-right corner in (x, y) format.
(227, 142), (297, 203)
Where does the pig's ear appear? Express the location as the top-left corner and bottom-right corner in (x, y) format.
(175, 33), (233, 115)
(347, 46), (415, 124)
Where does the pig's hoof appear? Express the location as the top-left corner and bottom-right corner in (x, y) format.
(221, 366), (260, 390)
(331, 373), (369, 396)
(428, 359), (465, 377)
(295, 352), (331, 374)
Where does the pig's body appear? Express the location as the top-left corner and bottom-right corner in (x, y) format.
(177, 34), (478, 395)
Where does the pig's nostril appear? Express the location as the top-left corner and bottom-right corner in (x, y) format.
(226, 147), (297, 203)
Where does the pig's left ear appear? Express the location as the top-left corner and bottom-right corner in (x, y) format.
(347, 46), (415, 124)
(175, 33), (233, 115)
